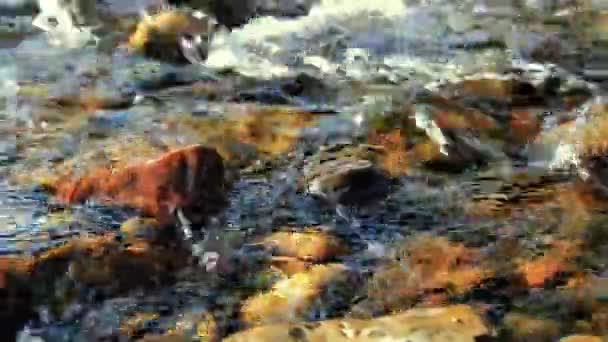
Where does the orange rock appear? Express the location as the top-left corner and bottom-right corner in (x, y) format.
(418, 95), (499, 131)
(367, 129), (410, 176)
(54, 145), (226, 225)
(227, 304), (489, 342)
(269, 256), (312, 276)
(259, 229), (349, 263)
(509, 110), (542, 144)
(401, 235), (490, 292)
(0, 257), (32, 289)
(559, 335), (604, 342)
(240, 264), (351, 326)
(34, 234), (190, 292)
(236, 109), (316, 155)
(503, 312), (561, 342)
(47, 88), (132, 112)
(367, 235), (492, 313)
(517, 240), (581, 288)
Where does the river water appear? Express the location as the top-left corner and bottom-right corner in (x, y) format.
(1, 0), (608, 341)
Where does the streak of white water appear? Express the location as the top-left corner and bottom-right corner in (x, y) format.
(204, 0), (490, 79)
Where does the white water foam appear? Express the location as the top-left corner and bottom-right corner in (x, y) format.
(204, 0), (493, 80)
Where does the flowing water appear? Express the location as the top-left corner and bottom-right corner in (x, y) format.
(1, 0), (608, 340)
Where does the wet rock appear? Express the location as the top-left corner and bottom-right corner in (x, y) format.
(433, 67), (593, 110)
(128, 8), (218, 64)
(560, 336), (604, 342)
(280, 73), (334, 105)
(0, 257), (34, 340)
(0, 257), (31, 289)
(119, 217), (169, 243)
(232, 86), (294, 105)
(138, 310), (218, 341)
(226, 304), (488, 342)
(362, 235), (492, 315)
(54, 144), (226, 225)
(18, 78), (135, 112)
(434, 77), (546, 106)
(300, 143), (391, 206)
(165, 108), (317, 164)
(366, 129), (410, 176)
(258, 228), (350, 263)
(130, 309), (218, 341)
(412, 95), (506, 173)
(268, 256), (312, 276)
(560, 274), (608, 333)
(516, 240), (581, 288)
(503, 312), (562, 342)
(120, 312), (162, 338)
(10, 134), (171, 190)
(530, 98), (608, 191)
(240, 263), (354, 326)
(133, 69), (209, 92)
(47, 88), (135, 112)
(236, 108), (317, 156)
(35, 233), (190, 292)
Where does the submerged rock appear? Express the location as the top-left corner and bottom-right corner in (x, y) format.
(503, 312), (562, 342)
(515, 239), (581, 288)
(34, 233), (190, 292)
(226, 304), (488, 342)
(119, 216), (169, 243)
(412, 94), (506, 173)
(560, 335), (604, 342)
(300, 143), (391, 206)
(240, 263), (354, 327)
(54, 144), (227, 225)
(361, 234), (492, 315)
(258, 228), (350, 263)
(0, 257), (34, 340)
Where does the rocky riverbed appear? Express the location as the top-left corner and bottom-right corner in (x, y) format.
(1, 0), (608, 341)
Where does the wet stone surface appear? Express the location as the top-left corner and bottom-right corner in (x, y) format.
(2, 0), (608, 341)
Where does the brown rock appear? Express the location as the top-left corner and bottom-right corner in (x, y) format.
(128, 9), (218, 63)
(54, 144), (226, 225)
(34, 233), (190, 292)
(120, 217), (168, 243)
(367, 129), (410, 176)
(0, 257), (32, 289)
(226, 304), (488, 342)
(0, 257), (35, 340)
(269, 256), (312, 276)
(503, 312), (561, 342)
(366, 235), (492, 314)
(258, 229), (349, 263)
(120, 312), (160, 339)
(516, 240), (581, 288)
(240, 263), (352, 327)
(509, 109), (543, 145)
(559, 335), (604, 342)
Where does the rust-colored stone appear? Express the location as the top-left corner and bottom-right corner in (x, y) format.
(516, 240), (581, 288)
(54, 145), (226, 225)
(367, 235), (492, 314)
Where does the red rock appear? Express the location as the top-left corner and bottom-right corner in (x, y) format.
(509, 110), (542, 144)
(54, 145), (226, 225)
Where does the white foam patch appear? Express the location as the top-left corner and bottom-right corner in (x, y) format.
(204, 0), (478, 79)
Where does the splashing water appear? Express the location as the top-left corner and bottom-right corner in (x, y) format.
(204, 0), (494, 80)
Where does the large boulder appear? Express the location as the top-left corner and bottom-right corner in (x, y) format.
(54, 144), (227, 225)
